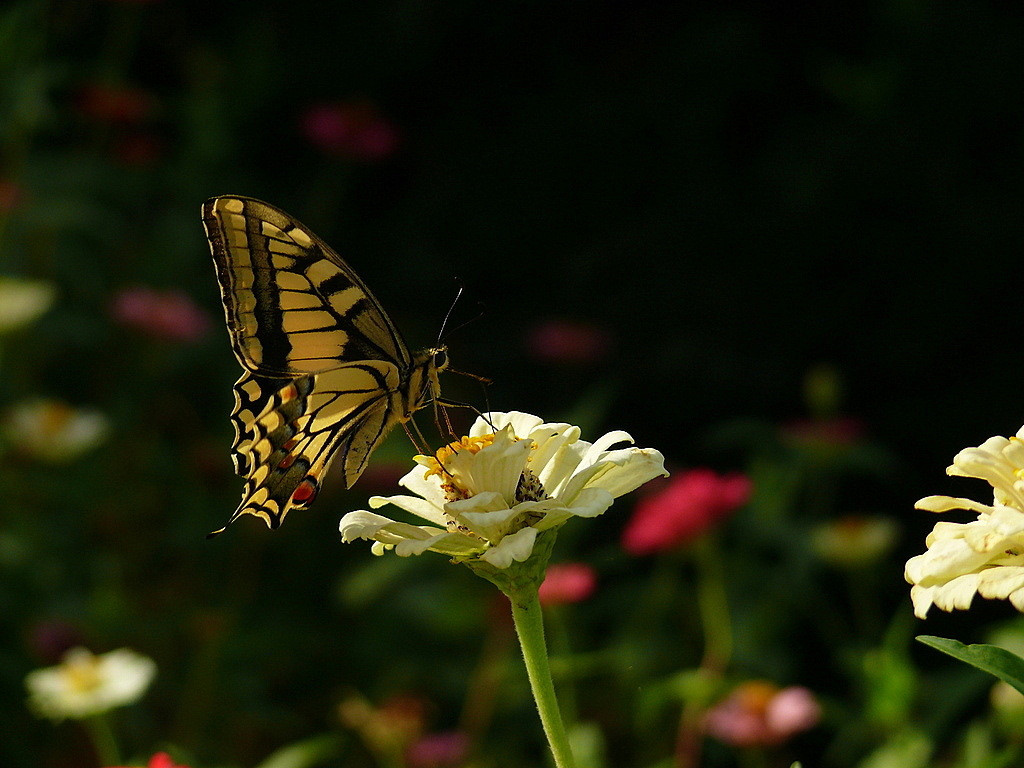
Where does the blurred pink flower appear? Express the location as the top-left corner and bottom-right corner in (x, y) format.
(538, 562), (597, 606)
(526, 319), (613, 364)
(111, 286), (211, 343)
(622, 469), (751, 555)
(27, 619), (85, 665)
(406, 730), (469, 768)
(301, 102), (400, 160)
(703, 681), (820, 748)
(107, 753), (189, 768)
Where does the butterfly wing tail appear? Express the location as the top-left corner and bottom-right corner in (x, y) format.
(212, 362), (402, 534)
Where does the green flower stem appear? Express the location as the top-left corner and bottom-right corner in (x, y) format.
(84, 712), (121, 766)
(508, 583), (578, 768)
(676, 536), (733, 768)
(546, 607), (580, 725)
(466, 530), (574, 767)
(693, 535), (732, 671)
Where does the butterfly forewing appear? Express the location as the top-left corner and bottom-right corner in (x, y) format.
(204, 196), (411, 375)
(204, 196), (447, 534)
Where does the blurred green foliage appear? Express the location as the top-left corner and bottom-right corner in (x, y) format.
(3, 0), (1024, 766)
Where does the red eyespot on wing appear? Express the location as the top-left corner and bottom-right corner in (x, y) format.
(278, 454), (296, 469)
(291, 477), (319, 507)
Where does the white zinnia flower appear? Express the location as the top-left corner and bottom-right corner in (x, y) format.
(4, 398), (109, 462)
(340, 411), (667, 569)
(25, 647), (157, 721)
(905, 426), (1024, 618)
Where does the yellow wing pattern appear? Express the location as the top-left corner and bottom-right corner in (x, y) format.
(203, 196), (448, 534)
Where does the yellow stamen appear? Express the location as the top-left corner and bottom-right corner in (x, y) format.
(424, 434), (496, 480)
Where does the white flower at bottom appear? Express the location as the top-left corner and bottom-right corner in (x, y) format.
(340, 411), (667, 569)
(25, 647), (157, 721)
(905, 426), (1024, 618)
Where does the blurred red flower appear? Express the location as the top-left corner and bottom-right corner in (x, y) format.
(538, 562), (597, 606)
(106, 752), (189, 768)
(782, 416), (863, 447)
(703, 681), (820, 748)
(622, 469), (751, 555)
(0, 180), (22, 212)
(111, 286), (211, 343)
(77, 84), (155, 124)
(301, 101), (400, 160)
(114, 133), (165, 166)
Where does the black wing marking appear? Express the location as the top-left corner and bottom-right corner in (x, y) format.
(203, 196), (410, 376)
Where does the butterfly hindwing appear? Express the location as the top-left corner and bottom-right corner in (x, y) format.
(214, 362), (401, 533)
(204, 196), (448, 534)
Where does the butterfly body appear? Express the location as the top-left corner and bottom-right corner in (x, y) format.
(203, 196), (447, 533)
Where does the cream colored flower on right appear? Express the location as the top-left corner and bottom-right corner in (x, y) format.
(905, 426), (1024, 618)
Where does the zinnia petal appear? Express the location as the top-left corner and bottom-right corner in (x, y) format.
(480, 527), (539, 568)
(907, 427), (1024, 617)
(340, 510), (446, 546)
(561, 446), (668, 502)
(369, 492), (447, 527)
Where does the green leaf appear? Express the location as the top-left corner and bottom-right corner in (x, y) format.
(252, 733), (347, 768)
(917, 635), (1024, 695)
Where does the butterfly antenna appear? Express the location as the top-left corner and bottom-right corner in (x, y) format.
(438, 281), (487, 346)
(437, 279), (465, 346)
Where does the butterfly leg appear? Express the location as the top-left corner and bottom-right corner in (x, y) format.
(402, 417), (433, 456)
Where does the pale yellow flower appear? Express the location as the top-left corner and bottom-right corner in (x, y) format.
(905, 426), (1024, 618)
(25, 647), (156, 721)
(4, 398), (109, 462)
(812, 514), (897, 567)
(340, 411), (667, 569)
(0, 276), (55, 333)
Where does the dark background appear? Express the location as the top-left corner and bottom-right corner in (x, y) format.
(3, 1), (1024, 766)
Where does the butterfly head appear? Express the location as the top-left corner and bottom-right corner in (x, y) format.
(426, 345), (449, 399)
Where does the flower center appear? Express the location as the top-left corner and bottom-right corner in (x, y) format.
(62, 651), (102, 693)
(515, 466), (548, 504)
(511, 466), (549, 531)
(424, 434), (496, 502)
(424, 431), (551, 535)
